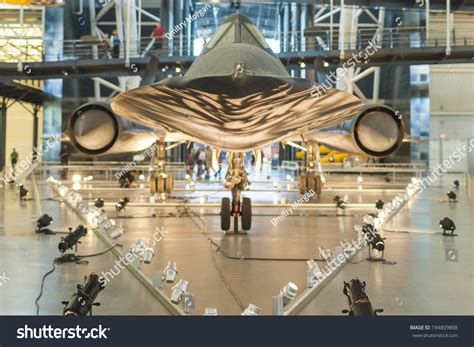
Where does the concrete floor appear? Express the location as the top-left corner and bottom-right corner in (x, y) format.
(0, 168), (471, 316)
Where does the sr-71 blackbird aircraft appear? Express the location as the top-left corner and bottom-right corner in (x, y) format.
(68, 13), (405, 233)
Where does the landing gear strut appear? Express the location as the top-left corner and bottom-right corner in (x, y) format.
(220, 152), (252, 234)
(149, 140), (173, 196)
(299, 140), (323, 195)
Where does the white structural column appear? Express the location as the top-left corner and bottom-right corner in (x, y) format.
(372, 8), (384, 103)
(89, 0), (101, 100)
(331, 5), (384, 104)
(115, 0), (125, 59)
(89, 0), (147, 100)
(337, 6), (354, 90)
(446, 0), (451, 56)
(124, 0), (139, 65)
(339, 0), (345, 59)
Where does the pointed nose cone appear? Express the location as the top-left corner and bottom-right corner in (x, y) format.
(223, 12), (254, 25)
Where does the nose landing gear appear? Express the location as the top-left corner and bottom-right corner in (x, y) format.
(220, 152), (252, 234)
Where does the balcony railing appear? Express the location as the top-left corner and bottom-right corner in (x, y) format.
(1, 26), (473, 63)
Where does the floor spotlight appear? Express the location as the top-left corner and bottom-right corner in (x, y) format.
(439, 217), (456, 236)
(170, 279), (189, 304)
(62, 273), (105, 316)
(164, 261), (178, 283)
(453, 180), (459, 189)
(368, 233), (385, 252)
(342, 278), (382, 316)
(94, 198), (104, 208)
(109, 227), (124, 240)
(375, 200), (384, 210)
(115, 197), (130, 212)
(72, 174), (81, 183)
(204, 308), (218, 316)
(142, 246), (155, 264)
(447, 191), (457, 202)
(306, 259), (322, 287)
(318, 246), (333, 262)
(58, 225), (87, 253)
(36, 214), (53, 234)
(333, 195), (346, 209)
(19, 185), (29, 199)
(241, 304), (261, 316)
(279, 282), (298, 306)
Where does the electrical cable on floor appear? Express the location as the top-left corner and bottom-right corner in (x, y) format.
(183, 206), (245, 311)
(23, 197), (62, 202)
(34, 261), (56, 315)
(175, 205), (325, 262)
(116, 214), (157, 219)
(382, 229), (442, 235)
(77, 244), (122, 258)
(35, 245), (121, 314)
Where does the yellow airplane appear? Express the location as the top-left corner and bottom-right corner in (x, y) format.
(296, 146), (366, 163)
(2, 0), (63, 6)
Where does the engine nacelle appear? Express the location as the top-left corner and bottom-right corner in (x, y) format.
(351, 105), (405, 157)
(68, 102), (122, 155)
(68, 103), (158, 156)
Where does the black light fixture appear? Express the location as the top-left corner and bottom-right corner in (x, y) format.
(62, 273), (105, 316)
(375, 200), (384, 210)
(58, 225), (88, 253)
(368, 233), (385, 252)
(439, 217), (456, 236)
(362, 223), (375, 234)
(447, 191), (457, 202)
(115, 197), (129, 212)
(94, 198), (104, 208)
(36, 214), (53, 234)
(333, 195), (346, 209)
(342, 278), (383, 316)
(453, 180), (459, 189)
(19, 185), (29, 199)
(384, 176), (391, 183)
(361, 224), (386, 261)
(230, 0), (241, 9)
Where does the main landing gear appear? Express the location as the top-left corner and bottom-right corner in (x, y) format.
(299, 140), (323, 195)
(149, 140), (174, 196)
(220, 152), (252, 234)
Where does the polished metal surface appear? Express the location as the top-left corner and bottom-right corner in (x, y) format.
(111, 13), (364, 152)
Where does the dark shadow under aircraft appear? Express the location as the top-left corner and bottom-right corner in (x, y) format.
(68, 13), (405, 233)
